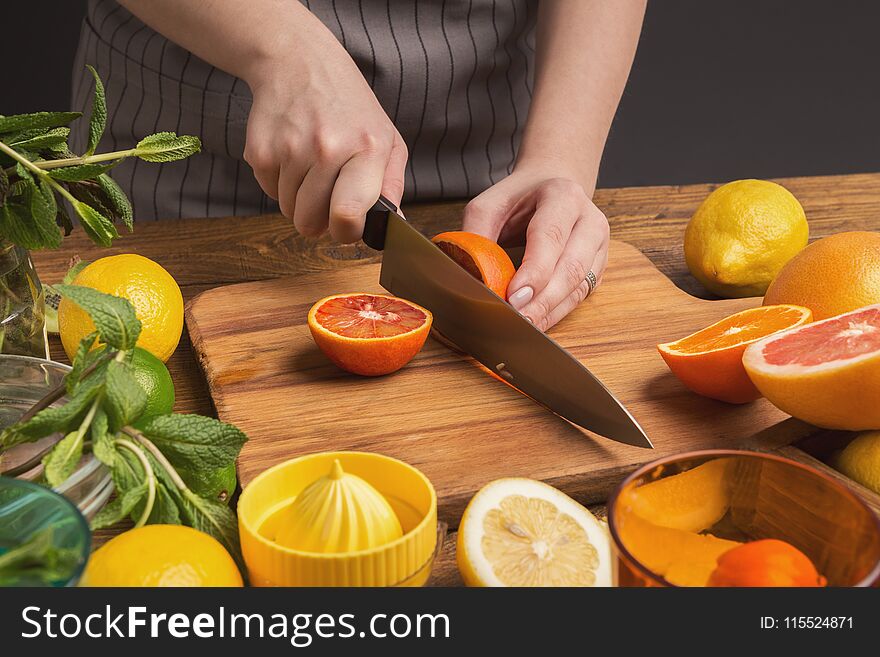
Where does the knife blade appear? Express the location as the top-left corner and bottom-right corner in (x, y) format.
(363, 196), (652, 448)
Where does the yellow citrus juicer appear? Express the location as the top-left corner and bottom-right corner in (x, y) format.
(238, 451), (438, 586)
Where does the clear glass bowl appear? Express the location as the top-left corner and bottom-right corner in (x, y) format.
(0, 355), (112, 520)
(0, 477), (91, 586)
(608, 450), (880, 587)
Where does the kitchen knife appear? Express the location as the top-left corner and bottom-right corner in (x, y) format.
(363, 196), (653, 449)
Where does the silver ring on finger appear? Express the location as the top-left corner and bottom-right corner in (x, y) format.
(585, 269), (598, 296)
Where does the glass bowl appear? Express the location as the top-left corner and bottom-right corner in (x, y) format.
(0, 477), (91, 586)
(608, 450), (880, 587)
(0, 355), (112, 520)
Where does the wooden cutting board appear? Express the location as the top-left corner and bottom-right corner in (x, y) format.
(186, 240), (798, 525)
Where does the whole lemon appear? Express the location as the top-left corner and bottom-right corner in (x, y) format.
(763, 231), (880, 320)
(59, 254), (183, 362)
(834, 432), (880, 495)
(685, 180), (808, 298)
(80, 525), (243, 587)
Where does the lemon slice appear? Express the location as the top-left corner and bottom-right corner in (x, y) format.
(457, 478), (612, 587)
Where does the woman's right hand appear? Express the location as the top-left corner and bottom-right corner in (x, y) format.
(243, 31), (407, 243)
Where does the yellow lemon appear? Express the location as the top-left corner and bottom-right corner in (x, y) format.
(457, 478), (611, 587)
(685, 179), (808, 298)
(80, 525), (243, 587)
(834, 432), (880, 495)
(59, 254), (183, 362)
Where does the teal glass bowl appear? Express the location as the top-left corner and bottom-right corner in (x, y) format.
(0, 477), (91, 586)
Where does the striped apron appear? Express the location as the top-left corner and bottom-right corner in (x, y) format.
(70, 0), (537, 221)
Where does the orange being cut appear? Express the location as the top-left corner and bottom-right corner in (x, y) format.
(432, 231), (516, 298)
(743, 303), (880, 430)
(707, 539), (826, 587)
(658, 304), (812, 404)
(307, 293), (432, 376)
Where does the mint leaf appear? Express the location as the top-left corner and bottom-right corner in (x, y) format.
(180, 488), (243, 569)
(134, 132), (201, 163)
(141, 414), (247, 472)
(9, 127), (70, 152)
(71, 200), (118, 246)
(26, 178), (62, 248)
(104, 360), (147, 431)
(0, 203), (42, 249)
(110, 446), (143, 494)
(42, 430), (84, 487)
(55, 284), (141, 350)
(0, 166), (9, 204)
(90, 409), (116, 467)
(0, 374), (103, 449)
(0, 112), (81, 135)
(90, 482), (147, 530)
(84, 65), (106, 156)
(96, 174), (133, 229)
(65, 332), (100, 393)
(47, 161), (118, 182)
(147, 482), (182, 524)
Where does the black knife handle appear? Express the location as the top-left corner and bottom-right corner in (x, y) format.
(363, 194), (399, 251)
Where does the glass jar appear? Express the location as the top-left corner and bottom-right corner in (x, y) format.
(0, 238), (48, 358)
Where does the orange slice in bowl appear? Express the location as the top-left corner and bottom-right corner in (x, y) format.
(658, 304), (812, 403)
(743, 303), (880, 429)
(432, 231), (516, 298)
(308, 293), (432, 376)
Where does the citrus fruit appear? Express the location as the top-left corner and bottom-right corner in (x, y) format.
(707, 539), (826, 587)
(308, 293), (432, 376)
(178, 463), (237, 504)
(79, 525), (242, 587)
(832, 431), (880, 495)
(58, 254), (183, 362)
(684, 179), (808, 298)
(432, 231), (516, 298)
(763, 231), (880, 320)
(743, 304), (880, 430)
(626, 458), (731, 533)
(129, 346), (175, 429)
(658, 304), (813, 403)
(457, 478), (612, 587)
(616, 510), (740, 587)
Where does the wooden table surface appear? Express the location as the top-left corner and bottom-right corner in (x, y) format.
(31, 172), (880, 587)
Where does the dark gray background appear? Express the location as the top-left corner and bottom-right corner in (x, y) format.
(2, 0), (878, 189)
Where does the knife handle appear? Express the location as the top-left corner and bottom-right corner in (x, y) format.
(363, 194), (399, 251)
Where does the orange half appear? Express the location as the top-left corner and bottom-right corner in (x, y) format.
(432, 231), (516, 298)
(307, 293), (433, 376)
(658, 304), (812, 403)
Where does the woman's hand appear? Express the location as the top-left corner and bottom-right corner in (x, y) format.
(119, 0), (407, 243)
(244, 42), (407, 243)
(462, 167), (609, 331)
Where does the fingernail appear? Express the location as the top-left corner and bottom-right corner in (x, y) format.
(508, 286), (533, 310)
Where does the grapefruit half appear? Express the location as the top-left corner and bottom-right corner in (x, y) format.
(743, 303), (880, 429)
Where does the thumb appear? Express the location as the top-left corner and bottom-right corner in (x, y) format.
(461, 193), (508, 241)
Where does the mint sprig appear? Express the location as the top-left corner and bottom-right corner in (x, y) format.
(0, 67), (200, 251)
(0, 289), (248, 569)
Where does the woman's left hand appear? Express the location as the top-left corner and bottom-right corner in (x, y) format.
(462, 168), (609, 331)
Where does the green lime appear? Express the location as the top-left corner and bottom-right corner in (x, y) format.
(129, 346), (175, 428)
(179, 463), (237, 504)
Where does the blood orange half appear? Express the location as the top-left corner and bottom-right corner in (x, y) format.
(657, 304), (812, 403)
(432, 231), (516, 298)
(743, 303), (880, 429)
(307, 293), (433, 376)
